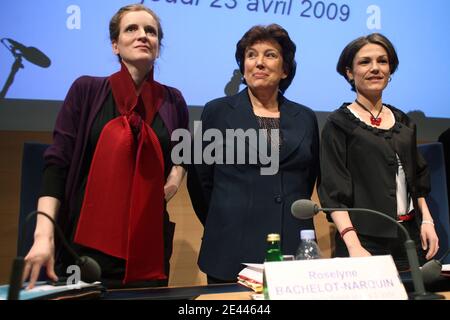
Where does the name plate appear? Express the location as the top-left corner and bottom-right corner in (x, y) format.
(264, 255), (407, 300)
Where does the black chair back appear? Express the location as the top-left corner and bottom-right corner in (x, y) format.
(17, 142), (50, 257)
(418, 142), (450, 264)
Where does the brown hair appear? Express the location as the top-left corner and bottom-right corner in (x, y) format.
(235, 24), (297, 93)
(109, 4), (163, 46)
(336, 33), (399, 91)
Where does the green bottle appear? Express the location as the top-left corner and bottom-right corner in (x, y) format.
(263, 233), (282, 299)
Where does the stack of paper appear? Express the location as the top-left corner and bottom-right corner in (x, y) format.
(237, 263), (263, 293)
(442, 264), (450, 277)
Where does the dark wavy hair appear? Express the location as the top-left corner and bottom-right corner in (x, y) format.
(336, 33), (399, 91)
(235, 24), (297, 93)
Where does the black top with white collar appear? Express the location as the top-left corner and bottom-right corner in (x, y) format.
(318, 103), (430, 238)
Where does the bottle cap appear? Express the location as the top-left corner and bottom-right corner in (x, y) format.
(267, 233), (280, 242)
(300, 229), (315, 240)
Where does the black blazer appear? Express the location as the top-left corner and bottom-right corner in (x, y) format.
(187, 89), (320, 280)
(318, 104), (431, 238)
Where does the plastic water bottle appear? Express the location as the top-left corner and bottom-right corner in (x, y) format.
(295, 229), (321, 260)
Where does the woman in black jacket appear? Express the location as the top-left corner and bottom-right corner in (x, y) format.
(188, 24), (319, 282)
(318, 33), (439, 270)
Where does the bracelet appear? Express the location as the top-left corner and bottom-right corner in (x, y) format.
(340, 226), (357, 238)
(421, 219), (434, 226)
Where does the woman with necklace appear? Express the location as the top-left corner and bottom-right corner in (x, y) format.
(187, 24), (319, 283)
(318, 33), (439, 270)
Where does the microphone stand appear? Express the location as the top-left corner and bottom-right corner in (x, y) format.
(0, 38), (51, 99)
(0, 51), (23, 99)
(329, 207), (444, 300)
(7, 257), (24, 300)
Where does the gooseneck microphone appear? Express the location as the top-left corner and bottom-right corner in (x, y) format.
(421, 248), (450, 285)
(7, 211), (101, 300)
(291, 199), (443, 300)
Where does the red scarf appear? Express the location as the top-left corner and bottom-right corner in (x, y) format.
(74, 64), (166, 283)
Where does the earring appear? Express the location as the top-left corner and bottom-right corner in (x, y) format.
(388, 76), (392, 82)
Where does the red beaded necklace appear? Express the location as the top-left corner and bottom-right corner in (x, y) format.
(355, 99), (383, 126)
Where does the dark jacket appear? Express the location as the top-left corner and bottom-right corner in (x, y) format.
(318, 104), (430, 238)
(187, 89), (320, 280)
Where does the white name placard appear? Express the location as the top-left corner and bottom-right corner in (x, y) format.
(264, 255), (407, 300)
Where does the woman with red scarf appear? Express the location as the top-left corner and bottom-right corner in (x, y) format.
(22, 4), (188, 289)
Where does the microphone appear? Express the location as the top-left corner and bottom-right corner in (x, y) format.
(422, 248), (450, 285)
(1, 38), (51, 68)
(291, 199), (443, 300)
(7, 211), (101, 300)
(291, 199), (320, 219)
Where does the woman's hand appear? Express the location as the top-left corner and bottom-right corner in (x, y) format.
(417, 198), (440, 260)
(164, 183), (178, 202)
(420, 223), (439, 260)
(347, 245), (372, 258)
(22, 235), (58, 289)
(164, 166), (186, 202)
